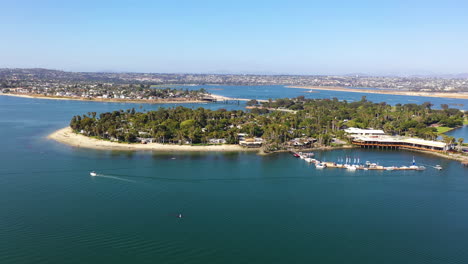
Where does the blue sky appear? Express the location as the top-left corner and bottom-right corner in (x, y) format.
(1, 0), (468, 75)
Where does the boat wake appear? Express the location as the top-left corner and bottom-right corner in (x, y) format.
(92, 173), (137, 183)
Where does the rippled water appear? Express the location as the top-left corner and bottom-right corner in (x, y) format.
(1, 89), (468, 263)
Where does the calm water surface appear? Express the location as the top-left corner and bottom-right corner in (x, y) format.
(446, 125), (468, 141)
(1, 90), (468, 264)
(176, 85), (468, 110)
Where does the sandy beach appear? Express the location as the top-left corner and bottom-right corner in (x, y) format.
(288, 86), (468, 100)
(48, 127), (259, 152)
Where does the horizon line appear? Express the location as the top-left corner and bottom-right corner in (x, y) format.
(1, 67), (468, 79)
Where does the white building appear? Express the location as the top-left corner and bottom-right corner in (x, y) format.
(344, 127), (386, 137)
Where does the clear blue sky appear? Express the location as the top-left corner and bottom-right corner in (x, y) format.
(1, 0), (468, 75)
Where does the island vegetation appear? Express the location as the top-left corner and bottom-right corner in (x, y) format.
(69, 97), (465, 152)
(2, 82), (211, 103)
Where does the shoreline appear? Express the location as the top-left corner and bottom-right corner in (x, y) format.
(48, 127), (259, 152)
(287, 86), (468, 100)
(0, 93), (209, 104)
(48, 127), (468, 162)
(0, 92), (265, 104)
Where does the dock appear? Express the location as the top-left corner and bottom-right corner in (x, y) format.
(293, 152), (428, 171)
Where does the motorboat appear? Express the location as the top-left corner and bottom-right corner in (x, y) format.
(315, 163), (326, 169)
(434, 165), (443, 170)
(90, 171), (97, 177)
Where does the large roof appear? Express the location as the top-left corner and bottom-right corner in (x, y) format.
(344, 127), (385, 134)
(353, 135), (447, 148)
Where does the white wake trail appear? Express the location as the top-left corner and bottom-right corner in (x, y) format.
(94, 174), (137, 183)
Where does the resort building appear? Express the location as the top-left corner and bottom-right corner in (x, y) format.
(344, 127), (386, 137)
(345, 127), (449, 152)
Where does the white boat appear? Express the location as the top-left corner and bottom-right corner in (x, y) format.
(410, 157), (426, 171)
(90, 171), (97, 177)
(347, 165), (357, 171)
(315, 163), (326, 169)
(409, 165), (426, 171)
(435, 165), (443, 170)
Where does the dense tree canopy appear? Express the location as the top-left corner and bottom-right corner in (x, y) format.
(70, 98), (465, 148)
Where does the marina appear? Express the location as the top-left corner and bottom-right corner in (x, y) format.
(293, 152), (432, 171)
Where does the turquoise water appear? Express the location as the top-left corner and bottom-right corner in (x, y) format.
(1, 90), (468, 263)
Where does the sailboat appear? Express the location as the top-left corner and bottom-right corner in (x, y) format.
(409, 157), (426, 171)
(409, 157), (418, 169)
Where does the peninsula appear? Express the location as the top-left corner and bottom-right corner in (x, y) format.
(0, 86), (215, 104)
(288, 86), (468, 100)
(50, 98), (466, 155)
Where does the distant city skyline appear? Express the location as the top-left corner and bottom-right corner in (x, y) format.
(1, 0), (468, 75)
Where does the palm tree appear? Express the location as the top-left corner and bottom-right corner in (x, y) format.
(442, 135), (456, 151)
(458, 138), (464, 152)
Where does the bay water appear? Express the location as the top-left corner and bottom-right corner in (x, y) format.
(1, 87), (468, 263)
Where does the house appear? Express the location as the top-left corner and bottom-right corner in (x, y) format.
(209, 138), (227, 144)
(239, 137), (263, 147)
(286, 137), (316, 147)
(237, 133), (249, 141)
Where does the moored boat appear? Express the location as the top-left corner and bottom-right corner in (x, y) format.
(315, 163), (326, 169)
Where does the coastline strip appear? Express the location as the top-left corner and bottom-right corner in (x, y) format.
(0, 93), (266, 104)
(48, 127), (259, 152)
(287, 86), (468, 100)
(0, 93), (208, 104)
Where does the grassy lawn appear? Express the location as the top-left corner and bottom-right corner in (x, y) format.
(464, 119), (468, 125)
(435, 127), (455, 134)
